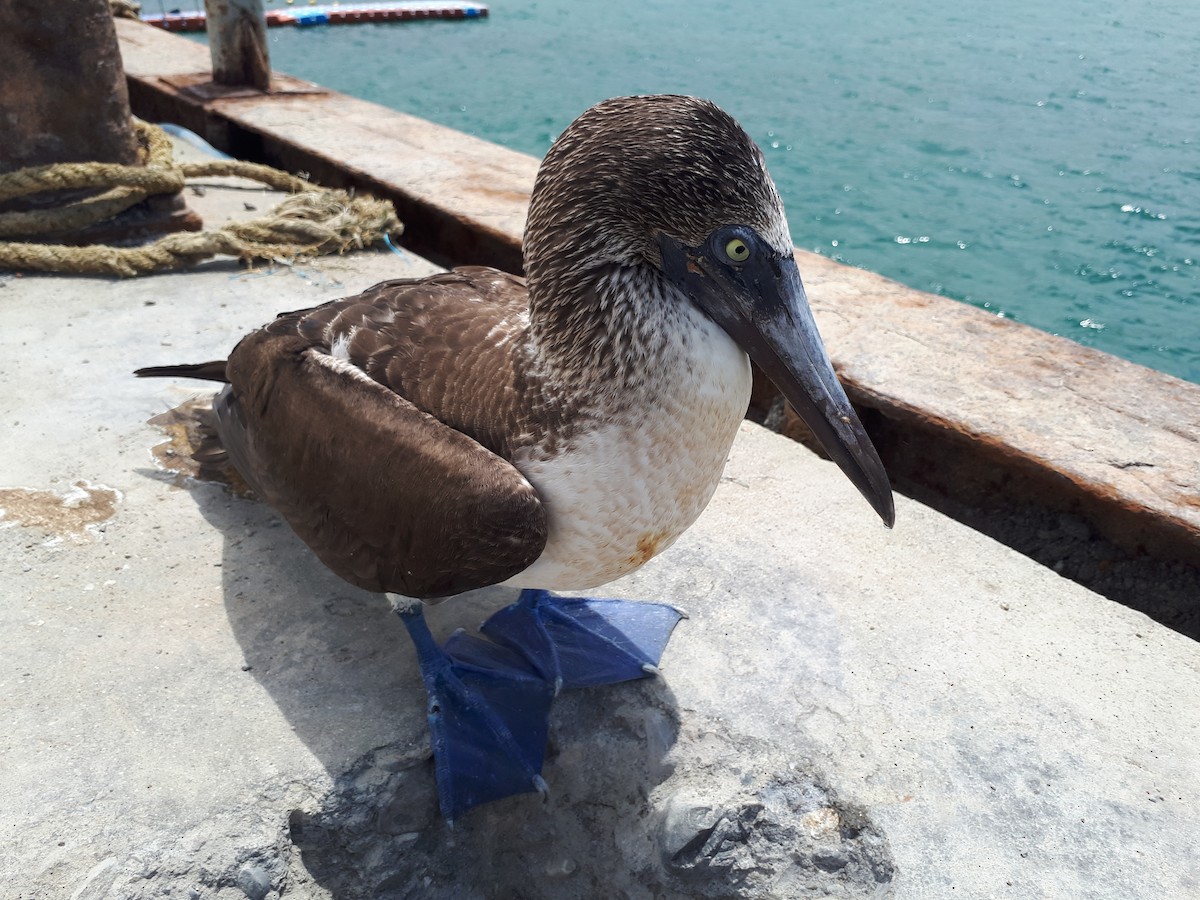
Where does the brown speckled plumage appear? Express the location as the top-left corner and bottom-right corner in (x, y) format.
(212, 311), (548, 599)
(260, 269), (572, 461)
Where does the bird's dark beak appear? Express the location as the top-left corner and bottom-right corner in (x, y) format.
(659, 232), (895, 527)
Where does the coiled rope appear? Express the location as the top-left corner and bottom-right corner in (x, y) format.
(0, 120), (402, 277)
(109, 0), (142, 19)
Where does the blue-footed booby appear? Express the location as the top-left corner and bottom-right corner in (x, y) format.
(137, 95), (893, 820)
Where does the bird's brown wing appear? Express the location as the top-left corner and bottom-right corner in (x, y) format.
(214, 270), (548, 599)
(260, 267), (539, 459)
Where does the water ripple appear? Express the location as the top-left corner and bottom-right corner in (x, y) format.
(248, 0), (1200, 384)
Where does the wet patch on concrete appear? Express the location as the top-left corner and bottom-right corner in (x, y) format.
(146, 397), (255, 498)
(0, 480), (121, 540)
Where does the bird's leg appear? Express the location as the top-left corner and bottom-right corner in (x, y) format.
(479, 589), (685, 694)
(389, 594), (553, 822)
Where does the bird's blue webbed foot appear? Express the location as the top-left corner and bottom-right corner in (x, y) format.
(480, 588), (685, 692)
(395, 601), (554, 822)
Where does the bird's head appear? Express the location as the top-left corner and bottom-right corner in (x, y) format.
(526, 95), (894, 527)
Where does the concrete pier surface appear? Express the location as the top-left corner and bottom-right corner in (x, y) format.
(3, 151), (1199, 899)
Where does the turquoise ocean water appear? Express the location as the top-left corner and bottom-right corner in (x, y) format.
(202, 1), (1198, 383)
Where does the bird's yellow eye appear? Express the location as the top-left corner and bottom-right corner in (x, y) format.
(724, 237), (750, 263)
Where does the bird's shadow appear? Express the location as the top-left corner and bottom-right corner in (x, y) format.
(160, 469), (682, 897)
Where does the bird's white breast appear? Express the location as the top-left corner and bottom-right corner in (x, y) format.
(506, 307), (752, 591)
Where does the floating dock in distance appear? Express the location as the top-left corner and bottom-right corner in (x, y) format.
(142, 2), (488, 33)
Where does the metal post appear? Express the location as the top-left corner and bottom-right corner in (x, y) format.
(0, 0), (200, 242)
(0, 0), (139, 173)
(204, 0), (271, 91)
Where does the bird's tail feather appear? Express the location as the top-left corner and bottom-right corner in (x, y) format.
(134, 361), (229, 383)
